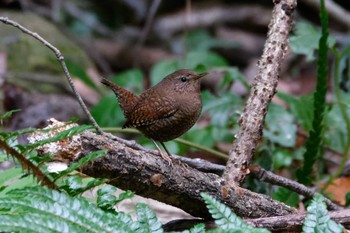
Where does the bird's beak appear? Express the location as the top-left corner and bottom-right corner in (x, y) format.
(195, 72), (208, 80)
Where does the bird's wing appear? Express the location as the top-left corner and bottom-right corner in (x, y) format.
(123, 95), (178, 128)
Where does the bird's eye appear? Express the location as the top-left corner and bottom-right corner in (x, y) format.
(180, 76), (187, 82)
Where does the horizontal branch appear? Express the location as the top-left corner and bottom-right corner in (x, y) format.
(79, 131), (296, 218)
(246, 208), (350, 231)
(170, 158), (342, 211)
(164, 209), (350, 231)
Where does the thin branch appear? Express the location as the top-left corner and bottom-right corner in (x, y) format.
(249, 166), (342, 211)
(246, 208), (350, 231)
(0, 17), (104, 135)
(136, 0), (162, 47)
(164, 209), (350, 232)
(160, 155), (342, 211)
(222, 0), (297, 185)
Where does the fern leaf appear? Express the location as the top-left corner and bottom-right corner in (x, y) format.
(0, 215), (61, 233)
(296, 0), (329, 185)
(52, 150), (105, 181)
(0, 186), (134, 233)
(201, 193), (270, 232)
(133, 203), (163, 233)
(25, 124), (92, 152)
(187, 223), (206, 233)
(302, 194), (343, 233)
(0, 140), (57, 189)
(201, 193), (244, 229)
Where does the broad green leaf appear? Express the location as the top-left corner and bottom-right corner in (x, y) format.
(290, 22), (336, 61)
(264, 104), (297, 147)
(150, 51), (228, 86)
(66, 59), (97, 90)
(110, 69), (144, 95)
(272, 148), (293, 170)
(91, 94), (125, 127)
(324, 92), (350, 153)
(277, 93), (314, 132)
(183, 51), (228, 70)
(184, 127), (216, 149)
(150, 60), (180, 86)
(302, 194), (343, 233)
(290, 22), (320, 61)
(202, 90), (241, 127)
(271, 187), (299, 207)
(223, 67), (250, 90)
(185, 29), (238, 51)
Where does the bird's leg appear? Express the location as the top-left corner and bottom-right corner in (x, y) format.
(160, 142), (173, 157)
(152, 140), (172, 165)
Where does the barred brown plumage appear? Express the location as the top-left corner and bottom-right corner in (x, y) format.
(101, 69), (207, 164)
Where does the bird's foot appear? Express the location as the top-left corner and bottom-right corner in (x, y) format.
(158, 150), (173, 166)
(152, 140), (173, 166)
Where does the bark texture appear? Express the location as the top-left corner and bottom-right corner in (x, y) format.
(80, 131), (297, 218)
(223, 0), (297, 185)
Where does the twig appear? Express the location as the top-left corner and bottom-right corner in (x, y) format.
(136, 0), (162, 47)
(0, 17), (104, 135)
(164, 209), (350, 232)
(249, 166), (342, 211)
(156, 154), (342, 210)
(246, 208), (350, 231)
(222, 0), (297, 185)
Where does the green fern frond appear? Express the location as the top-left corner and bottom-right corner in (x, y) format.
(25, 125), (92, 152)
(52, 150), (105, 182)
(133, 203), (163, 233)
(302, 194), (343, 233)
(0, 215), (62, 233)
(0, 140), (57, 189)
(183, 223), (206, 233)
(296, 0), (329, 185)
(200, 193), (270, 232)
(0, 186), (135, 233)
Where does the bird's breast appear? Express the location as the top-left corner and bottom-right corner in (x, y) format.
(137, 94), (202, 142)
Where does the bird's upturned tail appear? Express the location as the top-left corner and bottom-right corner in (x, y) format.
(100, 78), (140, 116)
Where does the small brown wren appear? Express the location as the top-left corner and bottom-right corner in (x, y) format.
(101, 69), (208, 163)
